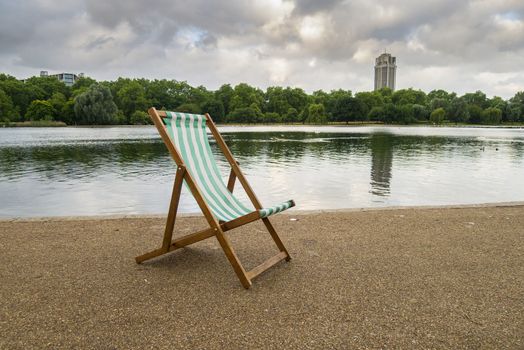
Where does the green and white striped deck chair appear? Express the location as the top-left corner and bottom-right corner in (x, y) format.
(136, 108), (295, 288)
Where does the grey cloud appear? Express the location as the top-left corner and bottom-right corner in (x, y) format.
(0, 0), (523, 97)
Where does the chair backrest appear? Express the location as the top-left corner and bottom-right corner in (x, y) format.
(163, 111), (252, 222)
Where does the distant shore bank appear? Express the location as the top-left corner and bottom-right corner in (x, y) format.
(2, 121), (524, 128)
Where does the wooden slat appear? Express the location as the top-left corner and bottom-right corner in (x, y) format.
(171, 227), (216, 248)
(135, 247), (167, 264)
(135, 227), (215, 263)
(227, 168), (236, 193)
(162, 166), (185, 250)
(215, 229), (252, 289)
(246, 251), (288, 280)
(221, 211), (260, 232)
(262, 218), (291, 261)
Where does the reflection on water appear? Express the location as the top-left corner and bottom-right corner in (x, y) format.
(370, 134), (393, 197)
(0, 126), (523, 217)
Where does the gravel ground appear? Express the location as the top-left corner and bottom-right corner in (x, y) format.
(1, 205), (523, 349)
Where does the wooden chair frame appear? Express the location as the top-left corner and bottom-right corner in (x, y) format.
(135, 107), (291, 289)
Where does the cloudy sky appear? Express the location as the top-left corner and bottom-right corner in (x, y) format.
(1, 0), (523, 98)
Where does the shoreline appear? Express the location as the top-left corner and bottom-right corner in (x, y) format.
(1, 204), (522, 348)
(2, 122), (524, 129)
(2, 200), (524, 222)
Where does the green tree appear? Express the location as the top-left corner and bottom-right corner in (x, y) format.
(430, 107), (446, 125)
(355, 91), (384, 112)
(130, 110), (151, 125)
(228, 106), (260, 123)
(48, 92), (67, 120)
(74, 84), (118, 125)
(481, 107), (502, 124)
(201, 99), (225, 122)
(508, 91), (524, 122)
(0, 76), (44, 117)
(0, 88), (19, 122)
(368, 106), (384, 121)
(382, 103), (400, 124)
(176, 103), (202, 114)
(324, 89), (352, 121)
(215, 84), (234, 116)
(25, 76), (70, 99)
(462, 91), (488, 109)
(25, 100), (54, 121)
(467, 105), (483, 124)
(61, 99), (76, 125)
(412, 104), (429, 121)
(392, 88), (426, 106)
(265, 86), (290, 116)
(448, 98), (469, 123)
(116, 80), (149, 121)
(398, 104), (416, 124)
(305, 103), (327, 124)
(71, 76), (97, 92)
(229, 83), (264, 114)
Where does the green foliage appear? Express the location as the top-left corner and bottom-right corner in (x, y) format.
(392, 88), (426, 106)
(462, 91), (488, 109)
(467, 105), (483, 124)
(201, 99), (225, 122)
(508, 91), (524, 122)
(26, 100), (54, 121)
(481, 107), (502, 124)
(355, 91), (384, 112)
(61, 99), (76, 125)
(0, 88), (19, 122)
(305, 103), (327, 124)
(74, 84), (118, 125)
(398, 104), (416, 124)
(228, 84), (264, 120)
(368, 106), (384, 121)
(130, 110), (151, 125)
(430, 108), (446, 125)
(1, 71), (523, 126)
(25, 76), (70, 99)
(0, 76), (44, 117)
(215, 84), (234, 116)
(176, 103), (202, 114)
(262, 112), (281, 123)
(412, 104), (429, 121)
(228, 106), (261, 123)
(116, 80), (148, 122)
(72, 77), (96, 91)
(448, 98), (469, 123)
(48, 92), (66, 120)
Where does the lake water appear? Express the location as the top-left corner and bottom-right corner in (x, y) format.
(0, 125), (523, 217)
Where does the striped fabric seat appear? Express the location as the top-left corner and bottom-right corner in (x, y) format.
(164, 111), (294, 222)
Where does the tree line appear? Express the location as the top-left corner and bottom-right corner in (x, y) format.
(1, 73), (524, 125)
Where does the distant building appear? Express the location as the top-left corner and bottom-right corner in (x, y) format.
(374, 53), (396, 91)
(39, 71), (84, 87)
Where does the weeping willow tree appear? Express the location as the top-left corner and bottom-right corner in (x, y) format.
(74, 84), (118, 125)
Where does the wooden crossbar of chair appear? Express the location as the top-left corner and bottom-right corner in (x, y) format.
(135, 108), (293, 289)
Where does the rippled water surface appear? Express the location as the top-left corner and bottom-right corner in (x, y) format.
(0, 125), (523, 217)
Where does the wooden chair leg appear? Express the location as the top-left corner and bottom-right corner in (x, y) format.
(214, 228), (252, 289)
(136, 167), (185, 263)
(161, 167), (185, 250)
(262, 218), (291, 261)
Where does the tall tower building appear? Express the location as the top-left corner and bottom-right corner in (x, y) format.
(374, 52), (396, 91)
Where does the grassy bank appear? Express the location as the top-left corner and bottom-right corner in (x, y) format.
(1, 120), (67, 127)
